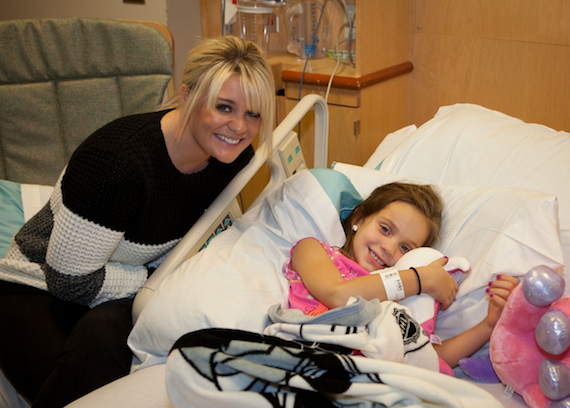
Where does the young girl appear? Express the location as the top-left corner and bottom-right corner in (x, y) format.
(286, 182), (518, 368)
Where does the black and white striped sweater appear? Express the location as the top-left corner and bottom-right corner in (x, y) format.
(0, 110), (253, 307)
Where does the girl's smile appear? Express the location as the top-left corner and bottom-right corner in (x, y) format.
(368, 248), (387, 268)
(352, 201), (430, 272)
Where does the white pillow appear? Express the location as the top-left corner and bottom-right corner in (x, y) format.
(332, 163), (564, 341)
(379, 103), (570, 291)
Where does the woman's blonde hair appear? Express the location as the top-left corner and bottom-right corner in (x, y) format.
(342, 182), (444, 258)
(163, 35), (275, 158)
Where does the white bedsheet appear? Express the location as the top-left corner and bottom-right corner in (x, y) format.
(66, 365), (172, 408)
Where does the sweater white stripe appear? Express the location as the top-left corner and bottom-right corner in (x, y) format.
(47, 204), (124, 276)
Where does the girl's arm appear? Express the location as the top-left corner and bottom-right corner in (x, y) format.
(291, 238), (458, 309)
(433, 274), (519, 367)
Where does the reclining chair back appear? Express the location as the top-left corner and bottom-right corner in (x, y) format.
(0, 17), (174, 185)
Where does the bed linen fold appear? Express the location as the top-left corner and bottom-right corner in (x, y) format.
(264, 296), (440, 372)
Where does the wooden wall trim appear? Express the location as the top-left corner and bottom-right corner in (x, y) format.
(282, 61), (413, 90)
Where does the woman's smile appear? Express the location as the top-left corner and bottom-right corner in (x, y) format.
(214, 133), (241, 145)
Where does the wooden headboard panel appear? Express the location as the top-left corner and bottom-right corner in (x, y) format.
(410, 0), (570, 132)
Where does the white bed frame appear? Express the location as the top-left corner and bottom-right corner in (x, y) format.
(131, 94), (329, 323)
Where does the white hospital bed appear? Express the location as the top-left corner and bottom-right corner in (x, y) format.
(12, 97), (570, 407)
(67, 99), (570, 408)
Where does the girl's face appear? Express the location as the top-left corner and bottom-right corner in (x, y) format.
(186, 75), (262, 165)
(351, 201), (430, 272)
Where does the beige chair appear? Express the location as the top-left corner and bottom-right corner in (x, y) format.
(0, 17), (174, 408)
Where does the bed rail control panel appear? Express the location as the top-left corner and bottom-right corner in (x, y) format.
(184, 198), (242, 260)
(277, 131), (307, 177)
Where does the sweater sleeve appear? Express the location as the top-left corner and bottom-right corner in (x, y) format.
(43, 147), (149, 308)
(44, 198), (149, 308)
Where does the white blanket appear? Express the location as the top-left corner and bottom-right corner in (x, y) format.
(264, 297), (440, 372)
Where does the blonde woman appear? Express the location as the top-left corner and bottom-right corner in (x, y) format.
(0, 35), (275, 408)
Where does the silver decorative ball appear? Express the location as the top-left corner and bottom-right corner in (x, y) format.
(536, 310), (570, 356)
(539, 360), (570, 401)
(523, 265), (565, 307)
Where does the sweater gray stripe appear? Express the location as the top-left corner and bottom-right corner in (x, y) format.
(44, 264), (105, 306)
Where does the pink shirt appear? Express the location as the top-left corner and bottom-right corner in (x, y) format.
(285, 238), (369, 316)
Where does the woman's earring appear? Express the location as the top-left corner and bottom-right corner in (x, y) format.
(352, 225), (358, 232)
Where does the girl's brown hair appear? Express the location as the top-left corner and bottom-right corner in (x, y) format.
(342, 182), (444, 255)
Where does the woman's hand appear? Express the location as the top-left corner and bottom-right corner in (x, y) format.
(417, 257), (458, 310)
(485, 274), (519, 329)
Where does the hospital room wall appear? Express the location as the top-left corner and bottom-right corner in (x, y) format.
(4, 1), (569, 140)
(0, 0), (203, 88)
(409, 0), (570, 132)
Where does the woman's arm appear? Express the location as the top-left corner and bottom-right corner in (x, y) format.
(291, 238), (458, 309)
(44, 149), (150, 308)
(434, 274), (519, 367)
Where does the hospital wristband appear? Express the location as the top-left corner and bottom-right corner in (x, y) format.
(379, 269), (405, 301)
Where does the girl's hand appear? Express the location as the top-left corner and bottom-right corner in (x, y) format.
(485, 274), (519, 329)
(435, 274), (519, 367)
(417, 257), (459, 310)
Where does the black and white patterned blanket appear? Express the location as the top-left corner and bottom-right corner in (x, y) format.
(166, 327), (502, 408)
